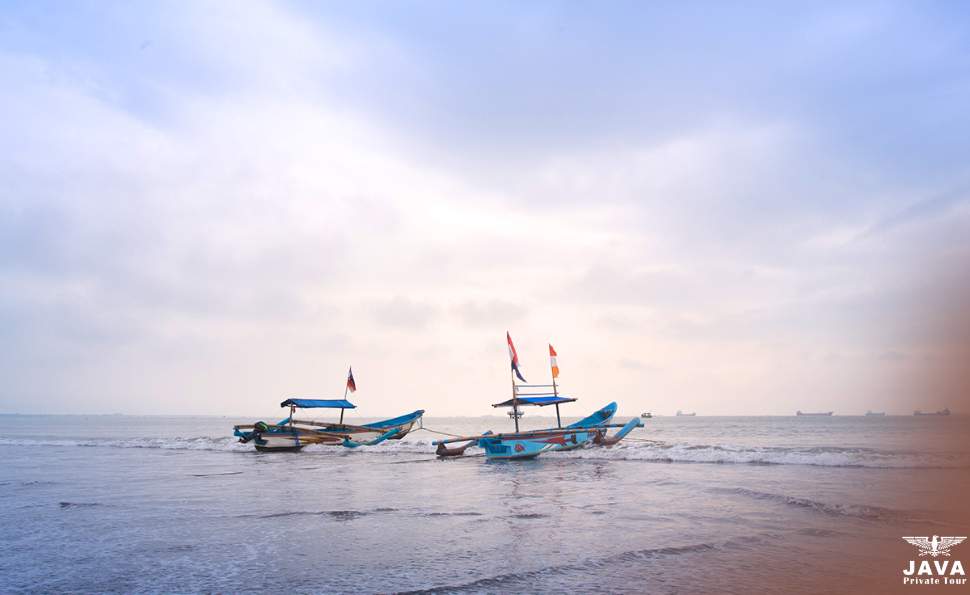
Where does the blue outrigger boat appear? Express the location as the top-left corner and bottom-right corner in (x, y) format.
(233, 368), (424, 452)
(433, 334), (643, 460)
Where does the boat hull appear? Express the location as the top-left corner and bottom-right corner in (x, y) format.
(431, 402), (642, 460)
(567, 402), (617, 429)
(234, 410), (424, 451)
(547, 402), (618, 451)
(478, 429), (598, 460)
(479, 436), (553, 460)
(251, 432), (306, 452)
(478, 402), (629, 458)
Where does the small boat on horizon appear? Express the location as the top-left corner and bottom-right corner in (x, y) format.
(641, 412), (652, 418)
(865, 410), (886, 416)
(914, 408), (951, 416)
(232, 367), (424, 452)
(675, 410), (696, 417)
(795, 410), (834, 416)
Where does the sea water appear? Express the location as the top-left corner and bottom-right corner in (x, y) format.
(1, 414), (967, 594)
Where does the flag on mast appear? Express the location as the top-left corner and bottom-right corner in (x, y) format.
(549, 344), (559, 379)
(507, 332), (527, 382)
(346, 367), (357, 393)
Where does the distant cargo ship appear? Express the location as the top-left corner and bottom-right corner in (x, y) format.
(675, 410), (696, 417)
(796, 411), (833, 416)
(865, 411), (886, 416)
(914, 408), (950, 416)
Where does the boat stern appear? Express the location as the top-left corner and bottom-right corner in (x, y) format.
(478, 436), (554, 460)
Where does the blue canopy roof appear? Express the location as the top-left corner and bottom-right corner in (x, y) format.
(280, 398), (356, 409)
(492, 396), (576, 408)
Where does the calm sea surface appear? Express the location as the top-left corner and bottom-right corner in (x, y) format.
(1, 413), (968, 594)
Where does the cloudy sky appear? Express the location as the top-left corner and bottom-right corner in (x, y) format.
(2, 1), (968, 416)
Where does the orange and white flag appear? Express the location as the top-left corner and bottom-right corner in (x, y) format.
(549, 344), (559, 379)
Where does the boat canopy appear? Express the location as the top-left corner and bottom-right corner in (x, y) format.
(492, 396), (577, 408)
(280, 398), (356, 409)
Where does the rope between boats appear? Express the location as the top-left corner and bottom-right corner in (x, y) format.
(412, 426), (465, 439)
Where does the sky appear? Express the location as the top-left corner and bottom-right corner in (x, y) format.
(1, 1), (969, 416)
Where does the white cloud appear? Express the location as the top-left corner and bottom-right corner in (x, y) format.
(1, 1), (967, 416)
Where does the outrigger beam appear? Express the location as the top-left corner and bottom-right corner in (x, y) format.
(289, 419), (380, 432)
(431, 422), (638, 446)
(343, 427), (402, 448)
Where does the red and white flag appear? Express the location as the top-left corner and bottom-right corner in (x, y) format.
(507, 332), (527, 382)
(346, 367), (357, 393)
(549, 344), (559, 379)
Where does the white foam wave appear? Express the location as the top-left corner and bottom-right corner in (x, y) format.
(1, 435), (965, 468)
(0, 435), (444, 454)
(299, 438), (438, 454)
(0, 436), (251, 452)
(560, 441), (968, 468)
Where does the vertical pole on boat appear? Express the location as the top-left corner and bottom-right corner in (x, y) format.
(550, 343), (561, 427)
(289, 405), (295, 427)
(510, 368), (520, 432)
(553, 377), (561, 429)
(340, 382), (348, 426)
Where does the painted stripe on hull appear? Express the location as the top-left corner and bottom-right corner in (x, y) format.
(255, 444), (303, 452)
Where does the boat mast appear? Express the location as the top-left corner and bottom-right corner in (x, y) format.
(553, 375), (561, 429)
(510, 367), (520, 432)
(550, 343), (561, 428)
(340, 381), (348, 426)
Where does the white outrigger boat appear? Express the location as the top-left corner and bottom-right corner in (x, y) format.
(433, 334), (643, 460)
(233, 368), (424, 452)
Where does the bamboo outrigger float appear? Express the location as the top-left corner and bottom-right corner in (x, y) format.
(433, 334), (644, 460)
(233, 367), (424, 452)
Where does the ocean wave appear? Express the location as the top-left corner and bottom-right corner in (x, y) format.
(250, 510), (371, 521)
(237, 508), (492, 521)
(559, 441), (968, 468)
(301, 439), (437, 454)
(0, 434), (442, 453)
(395, 541), (721, 594)
(59, 501), (103, 509)
(708, 487), (904, 521)
(1, 435), (966, 468)
(0, 436), (253, 452)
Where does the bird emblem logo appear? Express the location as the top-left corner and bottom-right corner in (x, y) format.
(902, 536), (967, 558)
